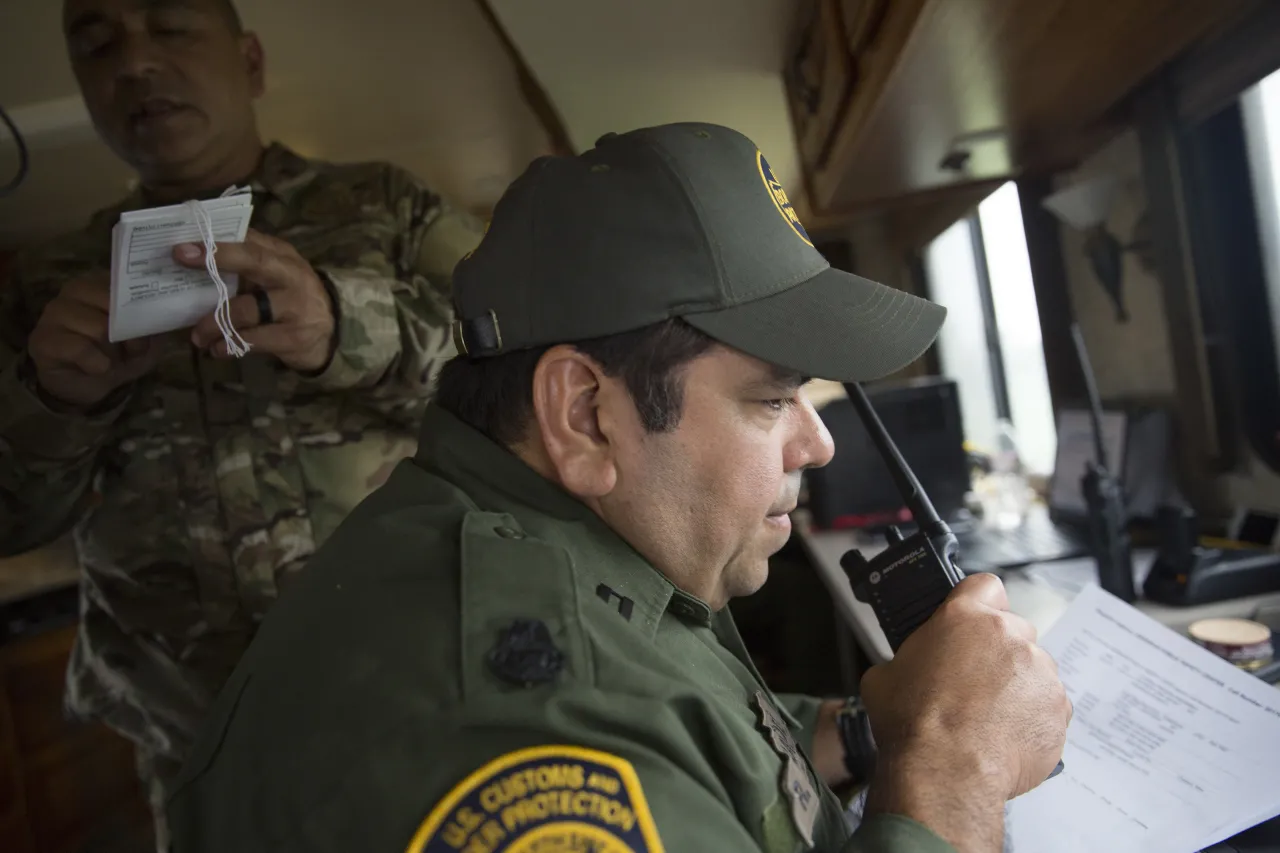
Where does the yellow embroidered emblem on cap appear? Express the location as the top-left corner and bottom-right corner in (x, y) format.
(406, 745), (665, 853)
(756, 150), (813, 248)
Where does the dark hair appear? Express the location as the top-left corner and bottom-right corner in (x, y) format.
(434, 319), (717, 447)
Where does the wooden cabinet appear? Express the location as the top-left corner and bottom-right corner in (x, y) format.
(786, 0), (851, 172)
(786, 0), (1260, 223)
(0, 623), (153, 853)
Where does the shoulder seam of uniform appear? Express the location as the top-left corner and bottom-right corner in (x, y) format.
(564, 545), (598, 684)
(458, 510), (600, 691)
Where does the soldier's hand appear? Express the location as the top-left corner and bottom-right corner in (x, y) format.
(179, 230), (336, 373)
(860, 574), (1071, 803)
(28, 272), (161, 409)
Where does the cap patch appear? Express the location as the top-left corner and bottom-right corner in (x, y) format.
(756, 151), (813, 247)
(405, 745), (665, 853)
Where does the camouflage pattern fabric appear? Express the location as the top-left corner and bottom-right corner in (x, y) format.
(0, 143), (484, 846)
(137, 745), (185, 852)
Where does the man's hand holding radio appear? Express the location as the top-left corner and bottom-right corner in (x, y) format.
(859, 573), (1072, 852)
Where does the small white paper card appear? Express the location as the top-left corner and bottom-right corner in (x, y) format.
(108, 193), (253, 342)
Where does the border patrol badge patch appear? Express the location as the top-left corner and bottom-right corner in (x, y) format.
(753, 691), (819, 847)
(756, 151), (814, 248)
(406, 746), (665, 853)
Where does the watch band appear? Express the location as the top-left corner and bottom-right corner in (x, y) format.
(835, 696), (877, 785)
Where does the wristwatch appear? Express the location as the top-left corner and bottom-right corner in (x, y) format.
(835, 696), (877, 785)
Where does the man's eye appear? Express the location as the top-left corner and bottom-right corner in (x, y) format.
(70, 28), (116, 58)
(152, 22), (191, 36)
(762, 398), (794, 412)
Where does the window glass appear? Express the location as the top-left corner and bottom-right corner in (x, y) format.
(1240, 68), (1280, 381)
(977, 183), (1058, 476)
(923, 219), (1002, 458)
(923, 183), (1057, 476)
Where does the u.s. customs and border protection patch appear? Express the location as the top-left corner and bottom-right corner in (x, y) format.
(755, 151), (814, 248)
(405, 746), (665, 853)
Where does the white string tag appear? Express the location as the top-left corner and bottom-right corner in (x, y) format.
(183, 184), (253, 358)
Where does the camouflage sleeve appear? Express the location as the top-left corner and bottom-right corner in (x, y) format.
(0, 260), (125, 556)
(297, 168), (484, 408)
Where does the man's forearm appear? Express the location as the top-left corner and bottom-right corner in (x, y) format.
(296, 194), (482, 405)
(298, 267), (454, 403)
(863, 748), (1006, 853)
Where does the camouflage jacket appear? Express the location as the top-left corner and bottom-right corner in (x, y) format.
(0, 143), (483, 760)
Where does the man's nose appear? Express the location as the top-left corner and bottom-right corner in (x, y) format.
(115, 30), (165, 80)
(785, 396), (835, 472)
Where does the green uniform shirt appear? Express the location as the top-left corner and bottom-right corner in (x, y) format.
(167, 405), (956, 853)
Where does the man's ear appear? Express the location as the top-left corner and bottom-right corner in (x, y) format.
(241, 33), (265, 99)
(530, 346), (618, 499)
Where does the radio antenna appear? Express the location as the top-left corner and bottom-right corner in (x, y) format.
(843, 382), (944, 531)
(1071, 323), (1110, 472)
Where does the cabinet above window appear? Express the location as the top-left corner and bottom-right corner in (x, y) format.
(785, 0), (1259, 221)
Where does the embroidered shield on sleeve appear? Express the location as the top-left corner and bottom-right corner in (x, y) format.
(405, 745), (665, 853)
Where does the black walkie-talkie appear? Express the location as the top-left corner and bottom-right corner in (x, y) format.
(1071, 323), (1136, 602)
(837, 381), (1064, 780)
(838, 382), (965, 651)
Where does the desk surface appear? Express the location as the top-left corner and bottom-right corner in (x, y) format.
(796, 524), (1280, 665)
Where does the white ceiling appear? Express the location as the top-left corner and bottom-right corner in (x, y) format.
(0, 0), (803, 253)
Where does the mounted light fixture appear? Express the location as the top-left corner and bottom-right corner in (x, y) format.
(938, 128), (1011, 177)
(1042, 175), (1151, 323)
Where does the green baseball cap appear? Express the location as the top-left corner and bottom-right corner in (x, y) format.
(450, 122), (946, 382)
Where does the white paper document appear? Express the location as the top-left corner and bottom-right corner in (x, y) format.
(108, 193), (253, 342)
(1007, 584), (1280, 853)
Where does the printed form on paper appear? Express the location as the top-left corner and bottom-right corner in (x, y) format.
(1006, 584), (1280, 853)
(108, 193), (253, 342)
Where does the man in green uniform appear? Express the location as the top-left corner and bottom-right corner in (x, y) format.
(166, 123), (1071, 853)
(0, 0), (481, 847)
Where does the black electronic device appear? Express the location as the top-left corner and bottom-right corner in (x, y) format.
(805, 378), (1097, 572)
(836, 381), (1064, 780)
(1072, 323), (1136, 602)
(1144, 505), (1280, 606)
(806, 377), (971, 532)
(1230, 508), (1280, 549)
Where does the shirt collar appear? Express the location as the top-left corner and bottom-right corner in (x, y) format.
(414, 404), (596, 523)
(414, 405), (717, 634)
(109, 141), (311, 216)
(249, 142), (315, 202)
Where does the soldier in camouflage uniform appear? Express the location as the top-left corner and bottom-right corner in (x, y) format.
(0, 0), (483, 848)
